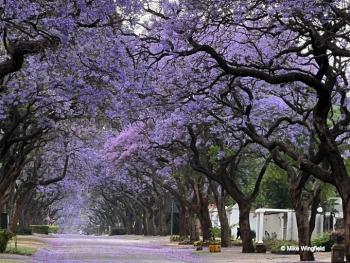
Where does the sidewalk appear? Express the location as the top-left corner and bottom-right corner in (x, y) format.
(194, 246), (331, 262)
(0, 253), (30, 263)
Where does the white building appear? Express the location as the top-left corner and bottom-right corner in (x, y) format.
(209, 204), (324, 242)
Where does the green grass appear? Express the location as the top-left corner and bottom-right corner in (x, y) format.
(5, 246), (37, 256)
(3, 235), (45, 256)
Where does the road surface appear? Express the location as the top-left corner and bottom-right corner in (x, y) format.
(31, 235), (201, 263)
(0, 235), (332, 262)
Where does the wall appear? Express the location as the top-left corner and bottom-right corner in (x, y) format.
(209, 205), (324, 241)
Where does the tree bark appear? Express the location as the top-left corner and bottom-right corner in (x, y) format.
(158, 199), (167, 236)
(339, 191), (350, 262)
(238, 203), (255, 253)
(294, 200), (315, 261)
(210, 181), (231, 247)
(134, 213), (143, 235)
(197, 202), (212, 241)
(148, 209), (156, 236)
(179, 204), (189, 238)
(217, 202), (231, 247)
(190, 213), (200, 241)
(143, 209), (149, 235)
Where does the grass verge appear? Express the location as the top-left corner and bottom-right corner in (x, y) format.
(4, 235), (45, 256)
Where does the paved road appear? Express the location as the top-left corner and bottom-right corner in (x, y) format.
(31, 235), (201, 263)
(0, 235), (332, 263)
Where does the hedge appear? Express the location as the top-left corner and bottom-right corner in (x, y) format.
(16, 228), (32, 235)
(30, 225), (49, 235)
(48, 225), (59, 234)
(29, 225), (59, 235)
(109, 228), (126, 236)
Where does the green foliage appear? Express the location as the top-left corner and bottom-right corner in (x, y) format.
(327, 106), (341, 127)
(208, 145), (220, 165)
(207, 145), (235, 167)
(48, 225), (59, 234)
(211, 227), (221, 238)
(264, 239), (299, 254)
(254, 164), (292, 209)
(109, 228), (126, 235)
(193, 240), (202, 246)
(30, 225), (49, 235)
(170, 235), (188, 242)
(311, 232), (334, 252)
(318, 184), (338, 213)
(5, 246), (36, 256)
(0, 229), (13, 253)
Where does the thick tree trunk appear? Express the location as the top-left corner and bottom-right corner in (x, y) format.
(148, 210), (156, 236)
(10, 203), (22, 233)
(238, 204), (255, 253)
(143, 209), (149, 235)
(197, 204), (212, 241)
(190, 213), (200, 241)
(179, 205), (189, 238)
(217, 205), (231, 247)
(210, 182), (231, 247)
(341, 194), (350, 262)
(294, 200), (315, 261)
(135, 214), (141, 235)
(288, 176), (320, 261)
(158, 200), (167, 236)
(124, 214), (133, 234)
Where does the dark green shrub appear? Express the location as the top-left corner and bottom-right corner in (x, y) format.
(170, 235), (179, 242)
(193, 240), (202, 247)
(193, 240), (211, 247)
(0, 229), (13, 253)
(264, 239), (299, 254)
(16, 228), (32, 235)
(48, 225), (59, 234)
(30, 225), (49, 235)
(109, 228), (126, 235)
(170, 235), (188, 242)
(312, 232), (334, 252)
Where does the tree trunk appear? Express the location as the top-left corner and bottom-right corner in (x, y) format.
(148, 209), (156, 236)
(190, 213), (200, 241)
(238, 203), (255, 253)
(158, 200), (167, 236)
(341, 193), (350, 262)
(288, 176), (320, 261)
(197, 204), (212, 241)
(294, 200), (315, 261)
(210, 182), (231, 247)
(217, 204), (231, 247)
(125, 213), (133, 234)
(10, 205), (20, 232)
(143, 209), (149, 235)
(134, 214), (143, 235)
(179, 205), (189, 238)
